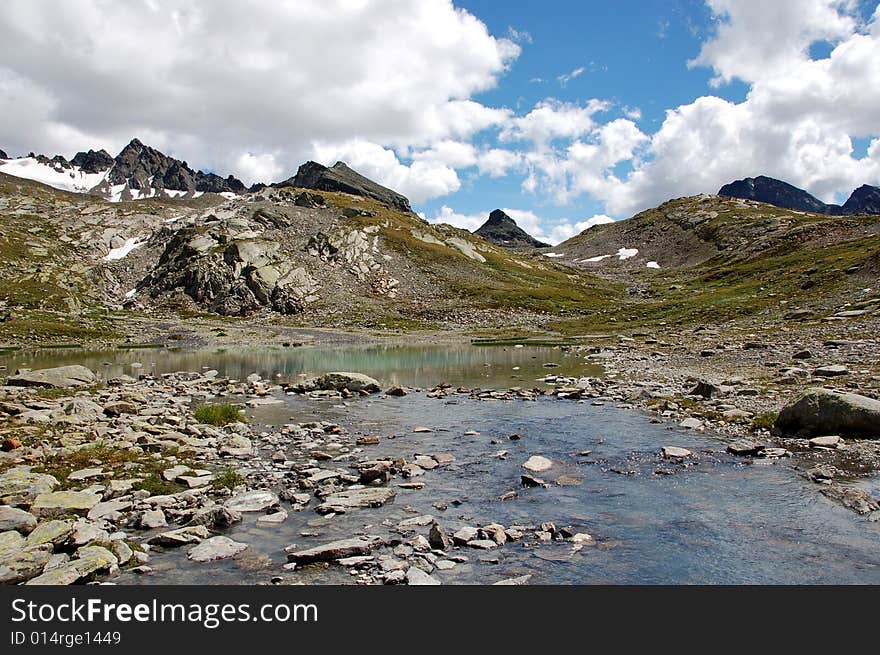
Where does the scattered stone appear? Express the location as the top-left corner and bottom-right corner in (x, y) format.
(31, 491), (102, 519)
(727, 439), (765, 456)
(316, 487), (396, 514)
(406, 567), (440, 585)
(809, 435), (842, 448)
(286, 535), (385, 564)
(257, 510), (288, 525)
(188, 536), (249, 562)
(428, 522), (451, 550)
(138, 509), (167, 529)
(0, 506), (37, 533)
(820, 485), (880, 515)
(25, 546), (117, 585)
(661, 446), (692, 459)
(522, 455), (553, 473)
(679, 417), (703, 430)
(225, 490), (280, 513)
(813, 365), (849, 377)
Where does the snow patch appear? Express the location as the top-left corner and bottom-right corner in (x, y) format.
(0, 157), (110, 193)
(646, 261), (661, 269)
(124, 289), (137, 298)
(616, 248), (638, 260)
(542, 252), (565, 258)
(103, 237), (145, 261)
(583, 254), (612, 263)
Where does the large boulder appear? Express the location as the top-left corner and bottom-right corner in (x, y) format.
(775, 388), (880, 438)
(6, 365), (96, 388)
(298, 372), (381, 393)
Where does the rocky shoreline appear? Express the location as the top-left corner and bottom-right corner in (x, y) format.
(1, 326), (879, 585)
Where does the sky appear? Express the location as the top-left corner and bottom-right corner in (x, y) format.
(1, 0), (879, 244)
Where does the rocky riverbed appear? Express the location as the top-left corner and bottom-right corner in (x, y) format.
(1, 333), (879, 585)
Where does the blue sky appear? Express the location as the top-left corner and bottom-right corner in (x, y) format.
(1, 1), (879, 243)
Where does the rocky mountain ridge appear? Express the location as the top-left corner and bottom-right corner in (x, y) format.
(719, 176), (880, 216)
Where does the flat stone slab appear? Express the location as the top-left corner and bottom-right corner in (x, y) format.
(0, 467), (59, 505)
(813, 365), (849, 377)
(406, 567), (441, 585)
(7, 365), (96, 388)
(316, 487), (396, 514)
(224, 490), (279, 513)
(522, 456), (553, 473)
(661, 446), (693, 459)
(147, 525), (211, 547)
(0, 506), (37, 533)
(286, 535), (385, 564)
(26, 520), (74, 547)
(25, 546), (117, 585)
(31, 491), (102, 519)
(809, 435), (842, 448)
(727, 440), (765, 456)
(187, 536), (249, 562)
(0, 544), (53, 584)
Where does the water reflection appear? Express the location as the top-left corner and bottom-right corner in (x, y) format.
(0, 343), (603, 388)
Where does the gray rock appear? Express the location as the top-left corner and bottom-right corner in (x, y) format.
(0, 467), (59, 505)
(138, 509), (167, 529)
(522, 455), (553, 473)
(0, 543), (53, 584)
(775, 388), (880, 437)
(25, 546), (117, 585)
(0, 505), (37, 533)
(224, 490), (279, 513)
(315, 487), (395, 514)
(187, 505), (242, 529)
(428, 522), (451, 550)
(26, 520), (73, 547)
(820, 485), (880, 515)
(31, 491), (102, 519)
(691, 380), (721, 398)
(661, 446), (692, 459)
(299, 372), (381, 393)
(727, 439), (765, 456)
(6, 365), (96, 388)
(813, 365), (849, 377)
(493, 574), (533, 585)
(147, 525), (211, 547)
(679, 417), (704, 430)
(187, 536), (249, 562)
(406, 567), (441, 585)
(286, 535), (385, 564)
(452, 526), (478, 545)
(809, 435), (842, 448)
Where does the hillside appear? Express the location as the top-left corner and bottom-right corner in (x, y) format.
(547, 193), (880, 331)
(0, 171), (617, 345)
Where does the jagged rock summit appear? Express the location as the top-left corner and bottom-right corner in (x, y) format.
(277, 161), (413, 213)
(474, 209), (549, 249)
(719, 175), (880, 215)
(0, 138), (246, 201)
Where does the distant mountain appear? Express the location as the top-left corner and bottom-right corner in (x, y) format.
(718, 176), (880, 215)
(842, 184), (880, 215)
(276, 160), (412, 213)
(0, 148), (7, 160)
(473, 209), (549, 249)
(0, 138), (246, 201)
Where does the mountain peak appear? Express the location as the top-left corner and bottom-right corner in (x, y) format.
(474, 209), (549, 249)
(277, 160), (413, 213)
(719, 176), (880, 215)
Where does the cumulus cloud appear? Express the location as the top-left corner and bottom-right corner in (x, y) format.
(0, 0), (518, 195)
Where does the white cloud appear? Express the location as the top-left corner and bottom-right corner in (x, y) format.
(235, 152), (282, 186)
(500, 99), (610, 147)
(557, 66), (586, 86)
(0, 0), (518, 193)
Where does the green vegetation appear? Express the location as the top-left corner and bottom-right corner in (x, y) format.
(211, 468), (244, 491)
(194, 403), (246, 426)
(753, 412), (779, 431)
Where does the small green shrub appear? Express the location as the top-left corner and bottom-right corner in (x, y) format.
(752, 412), (778, 430)
(194, 403), (246, 426)
(212, 468), (244, 491)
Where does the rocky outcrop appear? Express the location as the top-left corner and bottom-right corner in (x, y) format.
(6, 365), (96, 389)
(138, 226), (319, 316)
(70, 149), (114, 174)
(719, 176), (880, 216)
(294, 372), (381, 393)
(109, 138), (245, 195)
(775, 388), (880, 438)
(0, 148), (7, 159)
(474, 209), (549, 249)
(277, 161), (412, 213)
